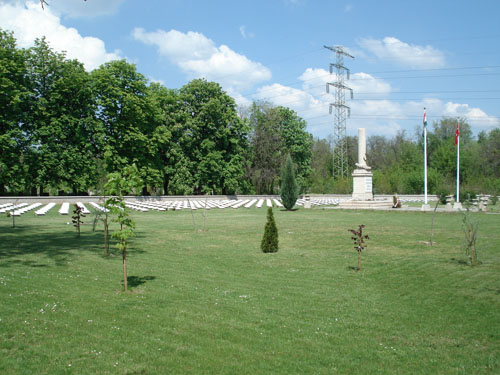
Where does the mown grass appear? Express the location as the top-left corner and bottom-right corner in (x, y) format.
(0, 206), (499, 374)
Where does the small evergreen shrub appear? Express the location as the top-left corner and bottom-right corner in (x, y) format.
(280, 154), (298, 210)
(261, 207), (278, 253)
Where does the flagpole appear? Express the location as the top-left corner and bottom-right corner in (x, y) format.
(456, 122), (460, 203)
(423, 109), (428, 205)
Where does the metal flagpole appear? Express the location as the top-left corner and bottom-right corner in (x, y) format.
(424, 109), (428, 205)
(456, 121), (460, 203)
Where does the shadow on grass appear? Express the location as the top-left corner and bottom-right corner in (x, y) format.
(347, 266), (360, 271)
(280, 208), (300, 212)
(450, 257), (470, 266)
(0, 224), (146, 267)
(125, 275), (156, 289)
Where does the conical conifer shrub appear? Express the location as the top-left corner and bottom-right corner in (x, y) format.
(280, 154), (298, 210)
(261, 207), (278, 253)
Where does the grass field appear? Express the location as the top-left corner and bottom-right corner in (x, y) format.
(1, 206), (499, 374)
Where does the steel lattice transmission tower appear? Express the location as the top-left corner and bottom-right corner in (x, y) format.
(325, 45), (354, 178)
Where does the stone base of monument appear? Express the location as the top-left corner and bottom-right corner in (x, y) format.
(338, 198), (393, 209)
(351, 169), (374, 201)
(453, 202), (462, 210)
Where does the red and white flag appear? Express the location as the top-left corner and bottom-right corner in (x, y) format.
(454, 121), (460, 146)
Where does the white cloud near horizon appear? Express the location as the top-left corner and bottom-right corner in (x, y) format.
(357, 36), (446, 69)
(132, 27), (271, 94)
(0, 1), (122, 70)
(251, 66), (498, 138)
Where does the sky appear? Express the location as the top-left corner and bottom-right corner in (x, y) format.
(1, 0), (499, 139)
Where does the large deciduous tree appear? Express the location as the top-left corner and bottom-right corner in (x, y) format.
(91, 60), (161, 192)
(0, 29), (29, 194)
(24, 37), (97, 195)
(247, 102), (312, 194)
(178, 79), (249, 195)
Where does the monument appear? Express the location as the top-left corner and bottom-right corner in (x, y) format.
(339, 128), (392, 209)
(351, 128), (373, 201)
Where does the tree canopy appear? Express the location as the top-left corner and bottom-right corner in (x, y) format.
(0, 28), (499, 197)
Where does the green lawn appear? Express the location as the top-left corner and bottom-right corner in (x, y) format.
(1, 206), (499, 374)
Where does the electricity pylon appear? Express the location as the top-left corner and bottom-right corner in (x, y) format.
(325, 45), (354, 178)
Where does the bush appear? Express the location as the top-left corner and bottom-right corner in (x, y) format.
(261, 207), (278, 253)
(457, 190), (476, 204)
(280, 154), (298, 210)
(435, 187), (450, 204)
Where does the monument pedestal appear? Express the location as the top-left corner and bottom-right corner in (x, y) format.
(352, 169), (373, 201)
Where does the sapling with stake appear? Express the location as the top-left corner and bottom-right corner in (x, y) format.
(348, 224), (370, 271)
(72, 205), (85, 237)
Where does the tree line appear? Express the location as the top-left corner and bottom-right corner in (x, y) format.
(1, 28), (499, 197)
(0, 30), (312, 196)
(310, 119), (500, 198)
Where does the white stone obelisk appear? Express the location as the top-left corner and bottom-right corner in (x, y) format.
(351, 128), (373, 201)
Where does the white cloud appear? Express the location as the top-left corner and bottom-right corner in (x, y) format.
(0, 1), (122, 70)
(239, 25), (254, 39)
(344, 4), (353, 13)
(132, 27), (271, 92)
(298, 68), (392, 99)
(251, 66), (498, 138)
(1, 0), (124, 18)
(357, 36), (446, 69)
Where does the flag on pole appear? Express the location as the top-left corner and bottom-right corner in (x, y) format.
(454, 121), (460, 146)
(422, 109), (428, 136)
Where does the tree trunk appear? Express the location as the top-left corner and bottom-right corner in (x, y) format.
(39, 185), (44, 196)
(469, 228), (476, 265)
(123, 244), (127, 290)
(358, 251), (362, 271)
(163, 176), (169, 195)
(103, 218), (109, 256)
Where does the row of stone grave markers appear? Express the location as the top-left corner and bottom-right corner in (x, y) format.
(0, 198), (344, 216)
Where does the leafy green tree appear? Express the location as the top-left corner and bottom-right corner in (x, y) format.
(309, 137), (334, 193)
(23, 38), (98, 195)
(91, 60), (161, 192)
(104, 164), (142, 291)
(247, 103), (282, 194)
(278, 107), (313, 192)
(178, 79), (249, 194)
(261, 207), (278, 253)
(0, 29), (29, 194)
(280, 154), (298, 210)
(23, 37), (66, 195)
(478, 128), (500, 178)
(247, 102), (312, 194)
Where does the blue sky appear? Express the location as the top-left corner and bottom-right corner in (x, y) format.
(1, 0), (499, 139)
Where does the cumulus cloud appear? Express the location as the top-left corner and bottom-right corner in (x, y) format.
(357, 36), (446, 69)
(0, 1), (122, 70)
(1, 0), (124, 18)
(132, 27), (271, 92)
(251, 66), (498, 138)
